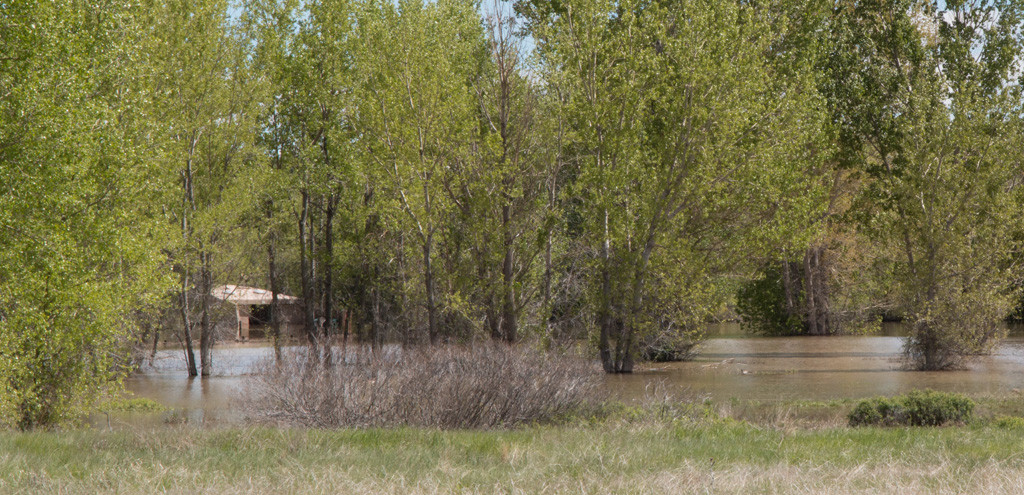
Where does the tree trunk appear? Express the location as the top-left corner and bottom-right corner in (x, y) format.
(500, 204), (517, 343)
(323, 195), (336, 365)
(267, 221), (282, 362)
(299, 189), (318, 351)
(179, 285), (198, 377)
(180, 149), (198, 377)
(599, 209), (614, 373)
(543, 219), (552, 336)
(423, 232), (438, 344)
(487, 300), (502, 341)
(150, 321), (160, 366)
(199, 250), (214, 377)
(617, 232), (657, 373)
(781, 256), (796, 323)
(804, 248), (819, 335)
(813, 247), (830, 334)
(398, 232), (410, 347)
(370, 286), (381, 352)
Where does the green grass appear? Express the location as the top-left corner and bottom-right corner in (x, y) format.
(96, 397), (166, 413)
(3, 421), (1024, 494)
(7, 395), (1024, 493)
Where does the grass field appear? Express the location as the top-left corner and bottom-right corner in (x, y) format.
(6, 398), (1024, 494)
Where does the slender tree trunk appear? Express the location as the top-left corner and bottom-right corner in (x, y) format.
(150, 322), (160, 366)
(781, 256), (796, 324)
(813, 247), (830, 334)
(804, 248), (819, 336)
(599, 208), (614, 373)
(299, 189), (318, 350)
(179, 283), (198, 377)
(479, 246), (502, 341)
(543, 232), (553, 344)
(267, 221), (282, 362)
(424, 232), (438, 344)
(180, 150), (198, 377)
(543, 224), (552, 319)
(323, 195), (335, 365)
(199, 250), (214, 376)
(370, 286), (380, 350)
(545, 109), (561, 343)
(398, 232), (410, 347)
(500, 204), (517, 343)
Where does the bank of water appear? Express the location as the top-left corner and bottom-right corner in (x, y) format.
(114, 325), (1024, 426)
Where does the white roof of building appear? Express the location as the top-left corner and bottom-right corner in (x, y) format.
(210, 285), (300, 305)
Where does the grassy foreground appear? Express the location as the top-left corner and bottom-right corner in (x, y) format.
(4, 418), (1024, 494)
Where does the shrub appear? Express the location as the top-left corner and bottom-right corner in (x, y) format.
(243, 344), (603, 429)
(994, 416), (1024, 429)
(848, 390), (974, 427)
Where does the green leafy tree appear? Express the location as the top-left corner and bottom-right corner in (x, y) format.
(352, 0), (487, 343)
(0, 1), (168, 427)
(149, 0), (260, 376)
(464, 1), (549, 343)
(282, 0), (361, 358)
(524, 0), (825, 371)
(241, 0), (302, 360)
(826, 0), (1024, 369)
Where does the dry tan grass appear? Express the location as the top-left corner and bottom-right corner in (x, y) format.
(5, 458), (1024, 494)
(3, 424), (1024, 494)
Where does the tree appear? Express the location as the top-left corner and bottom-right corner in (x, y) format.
(0, 1), (168, 427)
(470, 0), (548, 343)
(826, 0), (1024, 369)
(352, 0), (487, 344)
(286, 0), (361, 358)
(242, 0), (302, 361)
(524, 0), (825, 371)
(149, 0), (259, 376)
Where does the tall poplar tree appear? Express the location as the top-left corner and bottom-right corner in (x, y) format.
(0, 1), (167, 427)
(150, 0), (258, 376)
(353, 0), (486, 344)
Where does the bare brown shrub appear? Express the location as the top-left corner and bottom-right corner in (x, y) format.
(242, 344), (603, 428)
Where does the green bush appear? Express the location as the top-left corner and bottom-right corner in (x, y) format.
(993, 416), (1024, 429)
(848, 390), (974, 427)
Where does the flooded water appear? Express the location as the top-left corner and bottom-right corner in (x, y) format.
(99, 345), (276, 427)
(113, 326), (1024, 426)
(606, 335), (1024, 401)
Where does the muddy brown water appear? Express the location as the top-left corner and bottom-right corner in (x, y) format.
(107, 324), (1024, 427)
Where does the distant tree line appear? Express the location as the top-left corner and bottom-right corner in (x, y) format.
(0, 0), (1021, 427)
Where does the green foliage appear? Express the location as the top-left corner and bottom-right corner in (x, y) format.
(849, 390), (975, 427)
(0, 1), (169, 428)
(824, 0), (1024, 369)
(993, 416), (1024, 429)
(736, 264), (805, 336)
(1009, 291), (1024, 321)
(528, 0), (826, 371)
(6, 0), (1024, 434)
